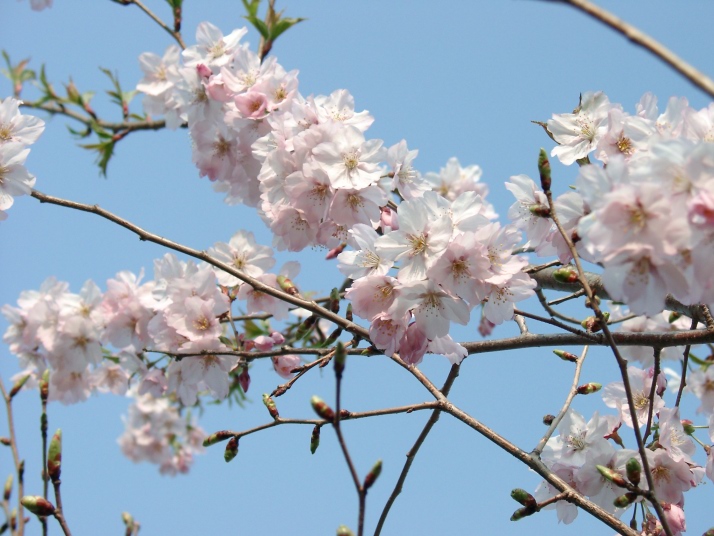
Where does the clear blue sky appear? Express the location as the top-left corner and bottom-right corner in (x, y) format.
(2, 1), (714, 535)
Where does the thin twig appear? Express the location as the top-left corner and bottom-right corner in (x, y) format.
(675, 319), (698, 407)
(51, 478), (72, 536)
(532, 346), (588, 456)
(548, 289), (585, 306)
(115, 0), (186, 49)
(514, 309), (597, 340)
(513, 314), (529, 335)
(30, 189), (370, 341)
(535, 288), (582, 325)
(643, 347), (662, 444)
(0, 378), (25, 536)
(546, 0), (714, 98)
(373, 365), (460, 536)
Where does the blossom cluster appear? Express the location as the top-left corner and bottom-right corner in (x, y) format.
(533, 364), (711, 535)
(134, 23), (538, 366)
(507, 91), (714, 316)
(0, 96), (44, 221)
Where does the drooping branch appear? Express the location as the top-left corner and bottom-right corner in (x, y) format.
(544, 0), (714, 98)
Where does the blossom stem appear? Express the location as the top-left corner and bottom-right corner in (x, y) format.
(532, 346), (588, 456)
(642, 347), (662, 444)
(0, 377), (25, 536)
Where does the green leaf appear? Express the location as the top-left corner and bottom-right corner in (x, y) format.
(165, 0), (182, 8)
(80, 139), (116, 177)
(244, 15), (269, 39)
(270, 17), (306, 41)
(241, 0), (261, 18)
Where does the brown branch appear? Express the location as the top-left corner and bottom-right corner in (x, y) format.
(643, 347), (662, 444)
(374, 364), (460, 536)
(546, 0), (714, 98)
(30, 189), (370, 342)
(113, 0), (186, 49)
(675, 318), (698, 408)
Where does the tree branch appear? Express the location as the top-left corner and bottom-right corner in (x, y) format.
(545, 0), (714, 98)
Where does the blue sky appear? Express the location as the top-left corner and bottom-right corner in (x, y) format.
(2, 1), (714, 535)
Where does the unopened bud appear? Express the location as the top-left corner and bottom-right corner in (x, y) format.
(238, 367), (250, 394)
(510, 488), (536, 508)
(576, 382), (602, 395)
(703, 529), (714, 536)
(0, 437), (10, 446)
(262, 394), (279, 420)
(553, 266), (579, 284)
(295, 315), (317, 340)
(310, 396), (335, 421)
(334, 342), (347, 378)
(542, 414), (555, 425)
(325, 243), (347, 260)
(203, 430), (234, 447)
(668, 311), (682, 323)
(363, 459), (382, 490)
(336, 525), (355, 536)
(20, 496), (55, 517)
(538, 148), (552, 192)
(224, 436), (239, 463)
(581, 313), (609, 332)
(276, 275), (300, 297)
(323, 327), (343, 347)
(40, 370), (50, 402)
(346, 303), (353, 322)
(553, 349), (578, 363)
(613, 492), (638, 508)
(510, 504), (537, 521)
(329, 288), (341, 313)
(122, 512), (134, 528)
(9, 375), (31, 399)
(596, 465), (627, 488)
(625, 457), (641, 487)
(681, 419), (695, 435)
(47, 429), (62, 482)
(4, 475), (12, 501)
(310, 425), (320, 455)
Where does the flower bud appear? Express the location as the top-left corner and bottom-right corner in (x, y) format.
(668, 311), (682, 323)
(295, 315), (317, 340)
(323, 327), (343, 347)
(262, 394), (279, 420)
(40, 370), (50, 403)
(276, 275), (300, 297)
(122, 512), (134, 528)
(9, 375), (30, 399)
(553, 265), (579, 283)
(334, 342), (347, 378)
(510, 488), (536, 508)
(595, 465), (627, 488)
(203, 430), (234, 447)
(310, 396), (335, 421)
(613, 492), (638, 508)
(703, 529), (714, 536)
(47, 429), (62, 482)
(510, 504), (537, 521)
(325, 243), (347, 260)
(576, 382), (602, 395)
(542, 414), (555, 426)
(0, 437), (11, 446)
(346, 303), (353, 322)
(581, 313), (609, 332)
(538, 148), (552, 192)
(681, 419), (695, 435)
(310, 425), (320, 455)
(553, 349), (578, 363)
(224, 436), (239, 463)
(336, 525), (355, 536)
(625, 457), (641, 487)
(20, 496), (55, 517)
(329, 288), (341, 314)
(363, 459), (382, 490)
(238, 367), (251, 394)
(4, 474), (12, 501)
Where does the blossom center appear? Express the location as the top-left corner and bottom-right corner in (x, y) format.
(0, 124), (12, 141)
(343, 152), (359, 171)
